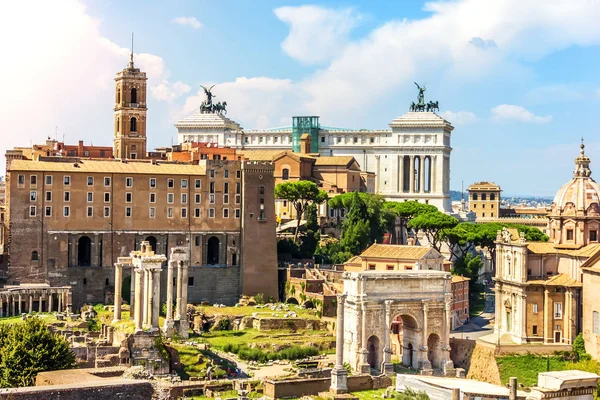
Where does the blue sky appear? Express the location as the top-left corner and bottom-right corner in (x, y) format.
(2, 0), (600, 197)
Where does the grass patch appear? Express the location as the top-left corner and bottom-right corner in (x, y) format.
(222, 343), (319, 362)
(200, 304), (319, 320)
(0, 313), (58, 326)
(202, 328), (333, 350)
(171, 343), (235, 380)
(351, 389), (388, 400)
(470, 292), (485, 317)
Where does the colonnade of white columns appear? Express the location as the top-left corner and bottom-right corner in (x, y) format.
(0, 289), (69, 317)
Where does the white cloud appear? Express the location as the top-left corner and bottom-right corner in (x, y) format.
(491, 104), (552, 124)
(441, 110), (477, 125)
(274, 5), (362, 65)
(151, 80), (191, 101)
(171, 16), (202, 29)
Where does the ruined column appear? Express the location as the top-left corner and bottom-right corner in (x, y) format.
(330, 294), (348, 393)
(49, 293), (54, 313)
(381, 300), (393, 375)
(9, 295), (14, 316)
(359, 301), (370, 373)
(181, 261), (189, 318)
(441, 297), (455, 375)
(130, 266), (135, 320)
(57, 292), (62, 313)
(113, 263), (123, 322)
(39, 294), (43, 313)
(163, 260), (175, 336)
(174, 261), (183, 321)
(420, 301), (432, 371)
(17, 294), (22, 315)
(134, 269), (143, 332)
(151, 269), (160, 330)
(0, 296), (3, 317)
(142, 269), (149, 326)
(146, 268), (154, 329)
(543, 288), (549, 344)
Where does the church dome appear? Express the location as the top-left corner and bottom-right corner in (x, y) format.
(551, 142), (600, 215)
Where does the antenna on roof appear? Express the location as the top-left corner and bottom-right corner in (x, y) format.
(55, 126), (58, 141)
(461, 180), (464, 201)
(128, 32), (135, 68)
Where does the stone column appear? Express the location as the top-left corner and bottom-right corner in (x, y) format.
(39, 294), (43, 313)
(381, 300), (393, 374)
(409, 156), (415, 193)
(146, 268), (154, 329)
(17, 294), (22, 315)
(142, 269), (149, 326)
(543, 289), (549, 343)
(420, 301), (432, 371)
(134, 269), (143, 332)
(441, 298), (455, 376)
(494, 284), (502, 334)
(57, 292), (62, 313)
(130, 266), (135, 320)
(419, 156), (425, 193)
(152, 269), (160, 330)
(431, 155), (437, 193)
(330, 294), (348, 393)
(9, 295), (14, 316)
(113, 263), (123, 322)
(174, 261), (183, 321)
(178, 260), (190, 339)
(0, 296), (3, 317)
(163, 260), (175, 336)
(359, 301), (370, 373)
(49, 293), (53, 313)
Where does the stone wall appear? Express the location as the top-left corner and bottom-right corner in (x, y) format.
(449, 338), (476, 371)
(186, 265), (241, 305)
(263, 377), (330, 398)
(466, 343), (501, 385)
(252, 318), (328, 331)
(0, 380), (153, 400)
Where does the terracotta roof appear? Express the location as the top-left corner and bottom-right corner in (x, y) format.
(8, 159), (207, 175)
(527, 242), (600, 258)
(528, 273), (582, 288)
(239, 150), (285, 161)
(345, 256), (362, 264)
(313, 156), (356, 167)
(359, 244), (437, 260)
(451, 275), (471, 283)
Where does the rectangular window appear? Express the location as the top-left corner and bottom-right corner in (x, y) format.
(181, 179), (188, 188)
(188, 277), (194, 286)
(167, 178), (174, 188)
(18, 175), (25, 186)
(224, 170), (229, 178)
(368, 264), (376, 270)
(87, 176), (94, 186)
(337, 137), (341, 143)
(321, 136), (325, 143)
(353, 137), (358, 143)
(181, 193), (187, 204)
(87, 192), (93, 202)
(181, 208), (187, 218)
(194, 208), (201, 218)
(591, 230), (598, 242)
(195, 236), (201, 246)
(104, 192), (110, 203)
(224, 194), (229, 204)
(150, 193), (156, 203)
(235, 209), (240, 218)
(30, 175), (37, 186)
(64, 191), (70, 202)
(125, 207), (132, 217)
(104, 177), (111, 187)
(593, 311), (600, 334)
(195, 179), (201, 189)
(63, 176), (70, 186)
(210, 182), (215, 194)
(532, 303), (538, 314)
(223, 208), (229, 218)
(533, 325), (538, 335)
(209, 194), (215, 204)
(259, 186), (265, 195)
(167, 193), (174, 204)
(224, 182), (229, 193)
(63, 206), (70, 217)
(236, 182), (241, 194)
(236, 170), (241, 179)
(30, 191), (37, 201)
(29, 206), (36, 217)
(126, 192), (132, 203)
(150, 178), (156, 188)
(554, 302), (563, 319)
(370, 137), (375, 143)
(386, 265), (394, 271)
(210, 169), (215, 178)
(87, 206), (93, 217)
(209, 208), (215, 218)
(567, 229), (574, 240)
(195, 194), (201, 204)
(167, 208), (173, 218)
(45, 175), (52, 185)
(125, 177), (133, 187)
(45, 206), (52, 217)
(235, 194), (241, 204)
(149, 207), (156, 218)
(104, 206), (110, 217)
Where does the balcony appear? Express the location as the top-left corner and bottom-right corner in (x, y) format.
(128, 103), (146, 108)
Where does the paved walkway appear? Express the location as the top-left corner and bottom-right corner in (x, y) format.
(450, 290), (495, 340)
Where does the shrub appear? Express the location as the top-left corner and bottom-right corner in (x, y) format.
(214, 319), (231, 331)
(223, 344), (319, 362)
(254, 293), (266, 305)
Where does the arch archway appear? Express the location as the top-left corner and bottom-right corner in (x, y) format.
(391, 314), (419, 369)
(78, 236), (92, 266)
(207, 236), (219, 265)
(144, 236), (157, 252)
(303, 300), (315, 309)
(427, 333), (441, 369)
(367, 335), (380, 371)
(286, 297), (299, 305)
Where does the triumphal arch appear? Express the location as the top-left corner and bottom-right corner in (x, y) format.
(340, 270), (454, 376)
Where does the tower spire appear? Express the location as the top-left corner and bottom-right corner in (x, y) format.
(128, 32), (134, 68)
(574, 137), (591, 178)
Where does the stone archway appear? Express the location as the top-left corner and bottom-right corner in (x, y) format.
(207, 236), (219, 265)
(77, 236), (92, 267)
(286, 297), (299, 305)
(367, 335), (380, 371)
(391, 314), (419, 369)
(303, 300), (315, 309)
(427, 333), (442, 369)
(144, 236), (157, 252)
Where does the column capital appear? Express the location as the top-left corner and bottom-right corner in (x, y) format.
(422, 301), (429, 312)
(336, 294), (347, 303)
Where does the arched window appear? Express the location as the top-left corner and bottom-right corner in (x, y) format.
(144, 236), (157, 252)
(482, 193), (487, 201)
(472, 193), (478, 201)
(115, 117), (120, 133)
(282, 168), (289, 180)
(130, 117), (137, 132)
(131, 88), (137, 104)
(77, 236), (92, 267)
(117, 88), (121, 104)
(31, 251), (38, 261)
(207, 236), (219, 265)
(490, 193), (496, 201)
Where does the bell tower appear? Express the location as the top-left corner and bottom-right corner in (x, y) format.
(113, 39), (147, 159)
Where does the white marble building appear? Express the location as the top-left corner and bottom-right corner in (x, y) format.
(175, 111), (454, 212)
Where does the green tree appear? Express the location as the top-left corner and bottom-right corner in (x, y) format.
(452, 253), (483, 284)
(340, 193), (372, 254)
(384, 201), (437, 243)
(299, 203), (320, 258)
(396, 387), (430, 400)
(0, 318), (75, 388)
(274, 181), (328, 243)
(408, 211), (458, 252)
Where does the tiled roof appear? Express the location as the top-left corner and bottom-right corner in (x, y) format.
(527, 242), (600, 258)
(345, 256), (362, 264)
(239, 150), (286, 161)
(313, 156), (356, 167)
(359, 244), (435, 260)
(451, 275), (471, 283)
(528, 273), (582, 288)
(8, 159), (207, 176)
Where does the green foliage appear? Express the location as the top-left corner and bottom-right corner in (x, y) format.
(343, 362), (352, 374)
(299, 203), (321, 257)
(87, 318), (100, 332)
(574, 333), (587, 359)
(408, 211), (458, 251)
(274, 181), (328, 242)
(277, 238), (303, 258)
(384, 201), (437, 243)
(395, 387), (430, 400)
(214, 319), (231, 331)
(451, 253), (483, 289)
(222, 343), (319, 362)
(254, 293), (266, 305)
(315, 241), (353, 264)
(0, 318), (75, 388)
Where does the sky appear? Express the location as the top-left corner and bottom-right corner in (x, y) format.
(1, 0), (600, 197)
